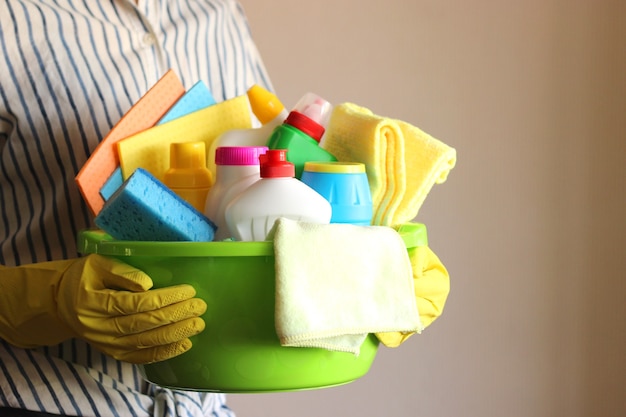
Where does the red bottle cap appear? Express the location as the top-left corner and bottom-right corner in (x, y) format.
(284, 111), (325, 142)
(260, 149), (295, 178)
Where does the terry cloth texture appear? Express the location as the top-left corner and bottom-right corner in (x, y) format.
(272, 218), (423, 355)
(322, 103), (456, 226)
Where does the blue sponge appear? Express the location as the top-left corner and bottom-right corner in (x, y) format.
(157, 80), (216, 124)
(99, 167), (124, 201)
(95, 168), (216, 242)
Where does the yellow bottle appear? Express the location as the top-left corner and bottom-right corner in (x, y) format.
(163, 142), (213, 212)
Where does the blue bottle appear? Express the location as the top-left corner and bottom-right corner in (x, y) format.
(301, 162), (373, 225)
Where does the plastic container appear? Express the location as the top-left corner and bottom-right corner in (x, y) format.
(77, 229), (389, 392)
(207, 85), (288, 177)
(301, 162), (373, 225)
(163, 142), (213, 212)
(266, 93), (337, 178)
(77, 224), (427, 392)
(225, 149), (332, 241)
(204, 146), (268, 241)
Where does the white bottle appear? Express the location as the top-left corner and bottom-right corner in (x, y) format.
(207, 85), (289, 178)
(225, 149), (332, 241)
(204, 146), (268, 240)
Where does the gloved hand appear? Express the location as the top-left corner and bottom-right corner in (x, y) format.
(0, 254), (207, 364)
(376, 244), (450, 347)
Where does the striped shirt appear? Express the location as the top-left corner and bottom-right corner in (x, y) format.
(0, 0), (271, 415)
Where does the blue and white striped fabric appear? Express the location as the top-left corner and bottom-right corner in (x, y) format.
(0, 0), (271, 415)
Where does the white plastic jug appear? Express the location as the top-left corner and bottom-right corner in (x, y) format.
(204, 146), (268, 240)
(225, 149), (331, 241)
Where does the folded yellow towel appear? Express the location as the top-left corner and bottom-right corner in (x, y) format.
(272, 218), (422, 355)
(376, 224), (450, 347)
(322, 103), (456, 226)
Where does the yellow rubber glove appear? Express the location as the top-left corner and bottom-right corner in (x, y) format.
(0, 254), (207, 364)
(376, 245), (450, 347)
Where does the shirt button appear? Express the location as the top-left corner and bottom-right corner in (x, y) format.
(142, 33), (156, 45)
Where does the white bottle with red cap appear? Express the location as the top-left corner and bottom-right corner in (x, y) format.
(224, 149), (332, 241)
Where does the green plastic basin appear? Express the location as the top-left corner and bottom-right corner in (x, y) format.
(78, 230), (387, 393)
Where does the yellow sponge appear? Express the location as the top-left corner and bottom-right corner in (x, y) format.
(117, 95), (253, 182)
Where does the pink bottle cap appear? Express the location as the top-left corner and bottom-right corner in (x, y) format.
(215, 146), (268, 166)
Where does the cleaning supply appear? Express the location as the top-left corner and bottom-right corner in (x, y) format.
(272, 218), (422, 355)
(77, 229), (380, 392)
(100, 167), (124, 201)
(95, 168), (216, 242)
(158, 80), (216, 124)
(75, 70), (185, 216)
(224, 149), (331, 241)
(98, 81), (218, 202)
(163, 142), (213, 212)
(247, 84), (287, 127)
(0, 254), (207, 364)
(206, 85), (288, 177)
(376, 223), (450, 346)
(266, 92), (337, 178)
(116, 94), (253, 182)
(322, 102), (457, 226)
(301, 161), (373, 225)
(203, 146), (268, 240)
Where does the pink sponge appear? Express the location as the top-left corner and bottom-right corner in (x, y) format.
(95, 168), (216, 242)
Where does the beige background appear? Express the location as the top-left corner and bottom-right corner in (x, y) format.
(230, 1), (626, 416)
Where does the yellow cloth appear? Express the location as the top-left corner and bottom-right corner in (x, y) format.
(272, 218), (422, 355)
(322, 103), (457, 226)
(376, 239), (450, 347)
(117, 94), (252, 182)
(0, 254), (207, 364)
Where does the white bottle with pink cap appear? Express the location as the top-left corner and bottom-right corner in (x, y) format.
(204, 146), (268, 240)
(224, 149), (332, 241)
